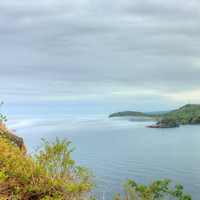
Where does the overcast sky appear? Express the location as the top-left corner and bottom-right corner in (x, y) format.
(1, 0), (200, 113)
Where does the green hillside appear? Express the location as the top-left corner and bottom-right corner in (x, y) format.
(161, 104), (200, 125)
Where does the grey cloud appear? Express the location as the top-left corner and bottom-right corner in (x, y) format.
(0, 0), (200, 108)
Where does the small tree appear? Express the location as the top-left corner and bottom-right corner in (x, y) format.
(0, 102), (7, 124)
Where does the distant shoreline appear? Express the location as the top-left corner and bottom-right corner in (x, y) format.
(109, 104), (200, 128)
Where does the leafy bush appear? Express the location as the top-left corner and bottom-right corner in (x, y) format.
(0, 137), (93, 200)
(114, 179), (192, 200)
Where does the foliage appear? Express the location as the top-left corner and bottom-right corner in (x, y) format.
(0, 137), (93, 200)
(0, 102), (7, 123)
(114, 179), (192, 200)
(162, 104), (200, 125)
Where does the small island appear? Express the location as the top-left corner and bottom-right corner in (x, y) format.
(109, 104), (200, 128)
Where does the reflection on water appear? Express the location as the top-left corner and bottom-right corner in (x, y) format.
(7, 116), (200, 200)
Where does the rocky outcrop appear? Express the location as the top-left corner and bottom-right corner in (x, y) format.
(147, 117), (179, 128)
(0, 123), (26, 152)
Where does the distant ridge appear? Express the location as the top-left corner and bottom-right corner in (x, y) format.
(109, 111), (149, 118)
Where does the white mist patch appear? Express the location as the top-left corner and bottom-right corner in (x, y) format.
(6, 114), (109, 131)
(7, 119), (44, 130)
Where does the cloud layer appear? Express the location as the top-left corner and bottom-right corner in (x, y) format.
(1, 0), (200, 111)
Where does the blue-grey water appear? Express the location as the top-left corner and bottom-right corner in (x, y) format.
(7, 116), (200, 200)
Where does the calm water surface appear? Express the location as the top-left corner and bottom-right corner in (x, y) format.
(7, 116), (200, 200)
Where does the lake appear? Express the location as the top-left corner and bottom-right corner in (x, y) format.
(7, 116), (200, 200)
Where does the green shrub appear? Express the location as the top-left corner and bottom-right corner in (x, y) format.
(114, 179), (192, 200)
(0, 137), (93, 200)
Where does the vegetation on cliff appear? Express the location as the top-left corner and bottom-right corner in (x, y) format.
(0, 132), (93, 200)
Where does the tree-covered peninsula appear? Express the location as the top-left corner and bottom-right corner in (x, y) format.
(109, 104), (200, 128)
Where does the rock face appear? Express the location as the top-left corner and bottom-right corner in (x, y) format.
(0, 123), (26, 152)
(147, 119), (179, 128)
(156, 118), (179, 128)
